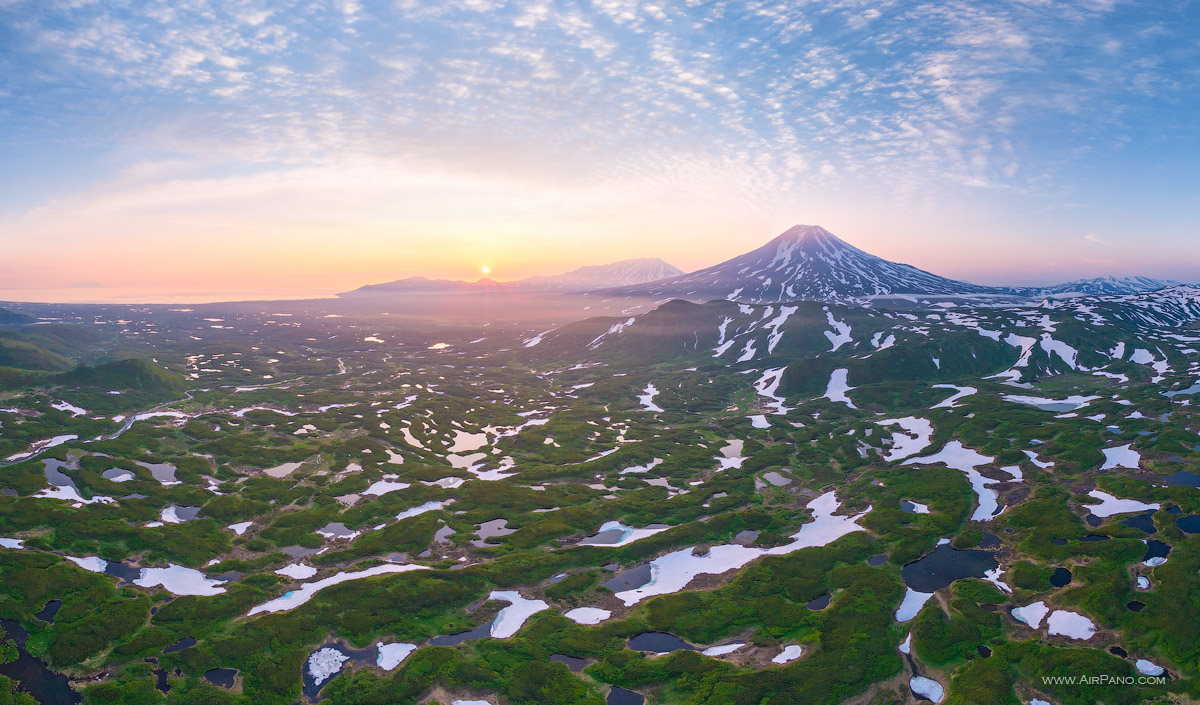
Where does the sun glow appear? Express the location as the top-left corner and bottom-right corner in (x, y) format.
(481, 265), (490, 275)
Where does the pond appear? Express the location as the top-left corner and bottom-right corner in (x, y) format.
(163, 637), (196, 654)
(901, 544), (998, 593)
(1143, 540), (1171, 566)
(1162, 470), (1200, 487)
(602, 564), (652, 592)
(429, 622), (492, 646)
(35, 600), (62, 623)
(1120, 511), (1157, 534)
(203, 668), (237, 689)
(135, 461), (180, 485)
(550, 654), (587, 672)
(471, 519), (516, 548)
(628, 632), (695, 654)
(1176, 515), (1200, 533)
(0, 619), (80, 704)
(1001, 394), (1098, 412)
(581, 521), (670, 547)
(805, 594), (831, 610)
(1050, 568), (1072, 588)
(608, 686), (645, 705)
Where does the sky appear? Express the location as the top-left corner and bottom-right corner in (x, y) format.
(1, 0), (1198, 302)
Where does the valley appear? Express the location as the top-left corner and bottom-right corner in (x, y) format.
(0, 228), (1198, 705)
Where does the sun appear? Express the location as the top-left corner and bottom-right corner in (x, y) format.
(481, 265), (490, 275)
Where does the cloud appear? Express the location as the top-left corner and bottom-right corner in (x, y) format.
(1083, 233), (1107, 245)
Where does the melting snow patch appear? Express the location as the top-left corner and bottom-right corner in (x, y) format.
(895, 588), (935, 622)
(396, 500), (453, 521)
(580, 521), (669, 547)
(823, 312), (852, 351)
(905, 443), (1002, 521)
(135, 564), (227, 596)
(616, 492), (867, 606)
(1100, 444), (1141, 470)
(822, 369), (856, 408)
(1002, 394), (1099, 411)
(876, 417), (934, 461)
(307, 647), (348, 687)
(248, 564), (429, 615)
(1011, 601), (1050, 628)
(702, 643), (745, 656)
(565, 607), (612, 625)
(1046, 610), (1096, 639)
(638, 384), (664, 412)
(1086, 490), (1159, 517)
(910, 676), (944, 703)
(489, 591), (549, 638)
(364, 480), (412, 497)
(1135, 659), (1165, 676)
(227, 521), (253, 535)
(67, 556), (107, 573)
(377, 643), (418, 670)
(276, 564), (318, 580)
(772, 645), (803, 664)
(931, 384), (976, 409)
(754, 368), (791, 414)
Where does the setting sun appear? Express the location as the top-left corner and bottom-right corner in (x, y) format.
(481, 265), (490, 275)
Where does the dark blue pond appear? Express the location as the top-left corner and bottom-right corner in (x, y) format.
(203, 668), (237, 689)
(1163, 471), (1200, 487)
(1121, 511), (1157, 534)
(0, 620), (80, 704)
(1143, 540), (1171, 563)
(35, 600), (62, 623)
(805, 594), (831, 610)
(550, 654), (587, 672)
(163, 637), (196, 654)
(608, 686), (645, 705)
(628, 632), (695, 654)
(602, 564), (652, 592)
(1177, 515), (1200, 533)
(1050, 567), (1072, 588)
(428, 622), (491, 646)
(901, 544), (998, 593)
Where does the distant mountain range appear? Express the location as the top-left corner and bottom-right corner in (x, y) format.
(342, 225), (1183, 305)
(1036, 275), (1180, 296)
(342, 258), (682, 297)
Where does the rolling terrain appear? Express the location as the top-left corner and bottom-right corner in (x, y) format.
(0, 244), (1198, 705)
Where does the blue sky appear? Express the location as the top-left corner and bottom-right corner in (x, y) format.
(1, 0), (1198, 301)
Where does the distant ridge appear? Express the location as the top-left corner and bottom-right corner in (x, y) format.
(341, 257), (682, 297)
(1037, 276), (1179, 296)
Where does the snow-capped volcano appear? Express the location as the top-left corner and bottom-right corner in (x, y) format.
(604, 225), (997, 304)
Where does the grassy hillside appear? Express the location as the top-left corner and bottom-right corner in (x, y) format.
(53, 358), (188, 395)
(0, 337), (75, 371)
(0, 307), (35, 325)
